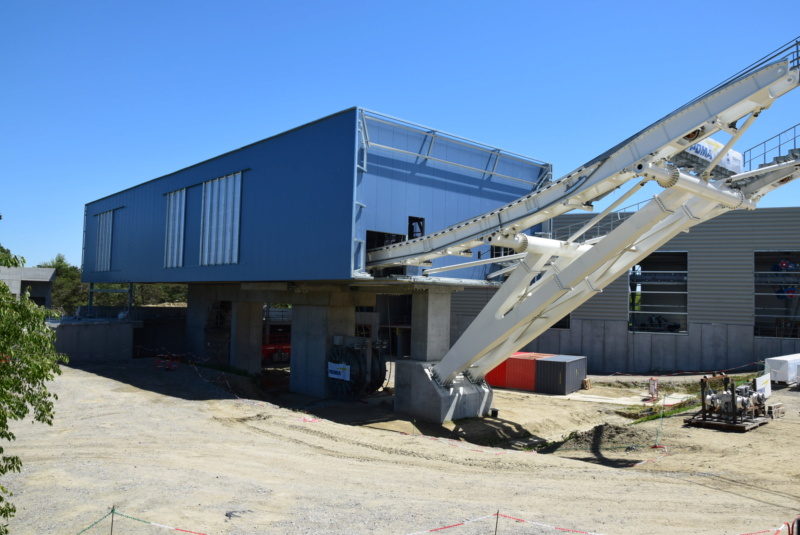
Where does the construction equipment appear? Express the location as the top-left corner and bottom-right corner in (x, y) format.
(372, 38), (800, 422)
(685, 375), (770, 432)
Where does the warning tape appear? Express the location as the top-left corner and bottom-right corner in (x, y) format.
(403, 512), (607, 535)
(75, 509), (209, 535)
(403, 513), (496, 534)
(74, 507), (793, 535)
(735, 524), (788, 535)
(631, 447), (669, 467)
(404, 512), (790, 535)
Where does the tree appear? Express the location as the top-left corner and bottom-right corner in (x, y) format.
(37, 254), (86, 316)
(0, 245), (66, 534)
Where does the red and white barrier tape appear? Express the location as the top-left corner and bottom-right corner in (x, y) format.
(403, 512), (607, 535)
(404, 513), (496, 534)
(404, 511), (788, 535)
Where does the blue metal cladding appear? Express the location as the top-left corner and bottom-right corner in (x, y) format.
(83, 108), (551, 284)
(354, 111), (551, 278)
(84, 109), (359, 283)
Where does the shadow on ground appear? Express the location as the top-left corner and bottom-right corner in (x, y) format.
(65, 358), (547, 450)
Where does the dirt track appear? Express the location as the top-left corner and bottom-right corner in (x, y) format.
(5, 360), (799, 535)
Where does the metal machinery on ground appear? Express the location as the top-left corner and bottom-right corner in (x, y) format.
(685, 374), (771, 431)
(366, 39), (800, 422)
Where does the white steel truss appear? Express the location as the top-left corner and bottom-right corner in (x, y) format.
(365, 44), (800, 387)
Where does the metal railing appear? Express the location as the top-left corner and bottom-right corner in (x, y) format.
(742, 122), (800, 171)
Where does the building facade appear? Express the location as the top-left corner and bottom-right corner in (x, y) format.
(452, 207), (800, 374)
(82, 108), (551, 397)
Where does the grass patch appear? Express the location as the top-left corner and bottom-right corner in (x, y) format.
(631, 398), (700, 424)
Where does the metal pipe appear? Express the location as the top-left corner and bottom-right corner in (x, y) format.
(489, 234), (588, 258)
(642, 163), (755, 209)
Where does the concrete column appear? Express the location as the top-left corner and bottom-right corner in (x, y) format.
(410, 290), (451, 362)
(230, 301), (264, 375)
(291, 305), (355, 398)
(185, 285), (210, 360)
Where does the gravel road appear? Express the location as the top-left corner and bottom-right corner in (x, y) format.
(5, 359), (799, 535)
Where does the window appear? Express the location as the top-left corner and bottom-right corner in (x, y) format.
(366, 230), (406, 277)
(408, 216), (425, 239)
(754, 252), (800, 338)
(628, 252), (688, 333)
(164, 188), (186, 268)
(95, 210), (113, 272)
(200, 172), (242, 266)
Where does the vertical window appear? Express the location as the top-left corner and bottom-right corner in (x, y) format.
(754, 252), (800, 338)
(164, 189), (186, 268)
(628, 252), (688, 333)
(95, 210), (113, 272)
(200, 172), (242, 266)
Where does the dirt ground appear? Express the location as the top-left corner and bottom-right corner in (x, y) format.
(5, 359), (799, 535)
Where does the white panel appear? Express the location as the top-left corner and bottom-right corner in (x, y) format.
(95, 210), (113, 272)
(164, 189), (185, 268)
(200, 172), (241, 266)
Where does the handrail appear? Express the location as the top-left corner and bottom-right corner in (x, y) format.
(742, 122), (800, 171)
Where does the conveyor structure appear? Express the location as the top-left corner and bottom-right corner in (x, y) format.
(374, 39), (800, 422)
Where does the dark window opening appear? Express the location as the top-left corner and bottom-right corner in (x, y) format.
(366, 230), (406, 250)
(628, 252), (688, 333)
(552, 315), (571, 329)
(408, 216), (425, 239)
(366, 230), (407, 277)
(754, 251), (800, 338)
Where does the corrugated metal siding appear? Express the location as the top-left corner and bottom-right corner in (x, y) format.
(95, 210), (113, 272)
(572, 277), (630, 321)
(451, 286), (497, 316)
(164, 189), (185, 268)
(200, 172), (241, 266)
(665, 208), (800, 325)
(548, 207), (800, 327)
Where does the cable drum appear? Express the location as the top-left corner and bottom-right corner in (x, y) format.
(327, 344), (365, 400)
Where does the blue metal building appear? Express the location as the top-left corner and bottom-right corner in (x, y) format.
(83, 108), (550, 284)
(82, 108), (551, 399)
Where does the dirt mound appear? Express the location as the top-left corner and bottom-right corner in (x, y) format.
(543, 423), (654, 452)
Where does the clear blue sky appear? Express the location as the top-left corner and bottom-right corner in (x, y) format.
(2, 1), (799, 267)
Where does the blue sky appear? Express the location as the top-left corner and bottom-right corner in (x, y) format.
(2, 1), (799, 267)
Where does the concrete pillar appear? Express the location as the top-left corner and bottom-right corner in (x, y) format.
(291, 305), (355, 398)
(186, 285), (211, 360)
(230, 301), (264, 375)
(410, 290), (451, 362)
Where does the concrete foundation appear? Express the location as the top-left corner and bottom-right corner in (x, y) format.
(51, 321), (134, 363)
(393, 359), (493, 423)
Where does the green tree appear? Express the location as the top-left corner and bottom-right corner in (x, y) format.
(0, 245), (66, 534)
(37, 254), (86, 315)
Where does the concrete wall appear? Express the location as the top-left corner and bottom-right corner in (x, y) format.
(0, 267), (55, 306)
(52, 321), (134, 363)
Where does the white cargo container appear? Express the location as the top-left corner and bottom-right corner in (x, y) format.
(764, 354), (800, 383)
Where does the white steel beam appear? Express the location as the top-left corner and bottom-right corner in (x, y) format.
(367, 60), (798, 270)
